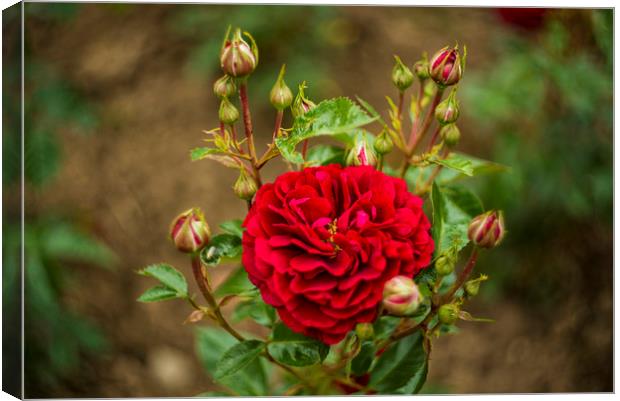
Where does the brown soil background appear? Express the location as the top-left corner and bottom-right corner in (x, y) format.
(21, 4), (612, 397)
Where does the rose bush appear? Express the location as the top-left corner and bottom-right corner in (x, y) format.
(242, 164), (434, 344)
(138, 25), (507, 396)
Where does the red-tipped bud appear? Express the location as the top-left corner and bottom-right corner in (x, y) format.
(391, 55), (414, 92)
(213, 75), (237, 99)
(346, 138), (377, 167)
(169, 208), (211, 253)
(440, 123), (461, 148)
(438, 303), (459, 325)
(233, 169), (258, 201)
(291, 81), (316, 118)
(270, 65), (293, 110)
(220, 27), (258, 78)
(429, 46), (462, 87)
(468, 210), (505, 249)
(435, 88), (460, 125)
(382, 275), (423, 316)
(218, 97), (240, 125)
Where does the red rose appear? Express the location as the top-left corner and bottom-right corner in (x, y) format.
(242, 165), (434, 344)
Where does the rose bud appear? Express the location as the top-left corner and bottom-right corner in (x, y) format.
(413, 57), (430, 80)
(468, 210), (506, 249)
(438, 303), (459, 325)
(435, 254), (455, 276)
(233, 169), (258, 201)
(435, 89), (460, 125)
(382, 275), (423, 316)
(213, 75), (237, 99)
(269, 64), (293, 111)
(465, 280), (480, 297)
(464, 274), (488, 297)
(355, 323), (375, 341)
(291, 81), (316, 118)
(440, 123), (461, 148)
(373, 130), (393, 155)
(429, 46), (462, 87)
(391, 55), (414, 92)
(346, 139), (377, 167)
(169, 208), (211, 253)
(218, 97), (240, 125)
(220, 27), (258, 78)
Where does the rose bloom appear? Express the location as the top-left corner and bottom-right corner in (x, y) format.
(242, 165), (434, 344)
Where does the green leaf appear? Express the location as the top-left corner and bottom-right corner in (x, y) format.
(138, 263), (188, 296)
(373, 316), (401, 340)
(25, 129), (60, 186)
(137, 285), (180, 302)
(431, 182), (484, 255)
(267, 322), (330, 367)
(190, 146), (221, 161)
(215, 340), (266, 380)
(429, 152), (474, 176)
(369, 331), (427, 393)
(436, 153), (509, 184)
(219, 219), (244, 238)
(195, 328), (269, 395)
(275, 97), (377, 163)
(214, 267), (256, 297)
(40, 222), (116, 268)
(355, 95), (387, 128)
(393, 360), (429, 394)
(200, 234), (242, 266)
(305, 144), (345, 166)
(232, 296), (276, 327)
(351, 341), (375, 375)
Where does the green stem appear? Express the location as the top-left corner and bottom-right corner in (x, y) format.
(190, 255), (245, 341)
(409, 87), (444, 152)
(381, 248), (480, 348)
(239, 82), (262, 187)
(272, 109), (283, 141)
(397, 91), (405, 122)
(437, 248), (479, 305)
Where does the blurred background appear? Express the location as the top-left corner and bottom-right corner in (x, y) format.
(2, 4), (612, 397)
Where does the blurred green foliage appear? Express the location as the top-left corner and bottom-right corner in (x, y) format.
(4, 219), (115, 387)
(168, 5), (350, 106)
(3, 3), (113, 393)
(462, 10), (612, 302)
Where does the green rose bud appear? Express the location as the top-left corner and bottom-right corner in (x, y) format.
(391, 55), (414, 92)
(291, 81), (316, 118)
(218, 97), (240, 125)
(438, 303), (459, 325)
(413, 57), (430, 80)
(355, 323), (374, 341)
(435, 254), (455, 276)
(373, 130), (394, 155)
(440, 123), (461, 148)
(233, 169), (258, 201)
(269, 65), (293, 110)
(213, 75), (237, 99)
(464, 274), (488, 297)
(435, 88), (460, 125)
